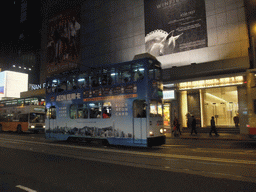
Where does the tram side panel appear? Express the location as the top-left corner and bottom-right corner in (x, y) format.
(45, 99), (148, 146)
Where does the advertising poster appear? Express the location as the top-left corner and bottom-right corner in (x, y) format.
(0, 86), (4, 94)
(144, 0), (207, 57)
(47, 8), (81, 75)
(0, 72), (5, 95)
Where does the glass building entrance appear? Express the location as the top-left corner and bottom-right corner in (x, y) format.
(201, 86), (238, 127)
(180, 86), (239, 128)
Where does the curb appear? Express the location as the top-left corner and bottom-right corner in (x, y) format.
(165, 136), (254, 141)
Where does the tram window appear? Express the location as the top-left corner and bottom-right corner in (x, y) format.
(133, 63), (144, 81)
(91, 76), (99, 87)
(108, 68), (115, 85)
(150, 100), (163, 117)
(46, 80), (52, 93)
(120, 64), (131, 83)
(89, 102), (102, 118)
(102, 68), (108, 86)
(101, 69), (114, 86)
(67, 76), (78, 90)
(52, 79), (58, 92)
(116, 69), (122, 84)
(70, 104), (77, 119)
(155, 68), (161, 80)
(67, 80), (72, 90)
(149, 68), (154, 79)
(133, 100), (146, 118)
(57, 78), (67, 92)
(78, 73), (88, 89)
(149, 62), (161, 80)
(89, 69), (101, 87)
(47, 106), (56, 119)
(78, 104), (88, 119)
(158, 102), (163, 116)
(103, 102), (111, 118)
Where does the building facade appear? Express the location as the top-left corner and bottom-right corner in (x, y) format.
(40, 0), (255, 134)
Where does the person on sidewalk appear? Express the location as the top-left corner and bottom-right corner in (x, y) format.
(173, 117), (181, 136)
(191, 115), (197, 135)
(186, 113), (192, 131)
(233, 114), (239, 127)
(210, 116), (219, 136)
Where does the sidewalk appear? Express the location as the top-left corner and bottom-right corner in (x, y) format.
(164, 132), (255, 141)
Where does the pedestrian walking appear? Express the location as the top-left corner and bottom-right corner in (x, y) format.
(186, 113), (192, 130)
(233, 114), (239, 127)
(173, 117), (181, 136)
(209, 116), (219, 136)
(191, 115), (197, 135)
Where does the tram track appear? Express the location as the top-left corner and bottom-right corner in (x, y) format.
(0, 136), (256, 183)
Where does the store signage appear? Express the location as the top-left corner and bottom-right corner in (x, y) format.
(178, 76), (244, 90)
(29, 83), (46, 90)
(163, 90), (175, 99)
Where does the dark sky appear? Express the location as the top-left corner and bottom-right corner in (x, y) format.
(1, 1), (21, 45)
(0, 0), (42, 56)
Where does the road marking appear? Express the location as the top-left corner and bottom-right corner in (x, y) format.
(1, 137), (256, 165)
(16, 185), (37, 192)
(191, 148), (254, 155)
(162, 145), (187, 147)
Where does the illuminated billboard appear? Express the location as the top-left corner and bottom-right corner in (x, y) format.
(0, 72), (6, 95)
(0, 87), (4, 94)
(0, 71), (28, 99)
(144, 0), (207, 57)
(47, 8), (81, 75)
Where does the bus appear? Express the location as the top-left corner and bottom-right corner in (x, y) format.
(0, 97), (46, 133)
(45, 53), (166, 147)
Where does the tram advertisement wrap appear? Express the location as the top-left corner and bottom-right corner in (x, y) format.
(144, 0), (207, 57)
(47, 8), (81, 75)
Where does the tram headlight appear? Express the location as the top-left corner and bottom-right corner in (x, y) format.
(31, 125), (35, 128)
(160, 129), (164, 134)
(43, 125), (45, 128)
(149, 131), (154, 136)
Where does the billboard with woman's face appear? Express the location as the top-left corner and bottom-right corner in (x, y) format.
(144, 0), (207, 57)
(47, 8), (81, 75)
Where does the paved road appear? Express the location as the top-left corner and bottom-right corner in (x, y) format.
(0, 132), (255, 191)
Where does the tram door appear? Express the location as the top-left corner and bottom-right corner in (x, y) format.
(133, 100), (147, 144)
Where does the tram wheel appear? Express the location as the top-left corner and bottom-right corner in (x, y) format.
(17, 125), (22, 134)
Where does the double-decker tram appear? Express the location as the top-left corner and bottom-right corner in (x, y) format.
(45, 54), (166, 147)
(0, 97), (46, 133)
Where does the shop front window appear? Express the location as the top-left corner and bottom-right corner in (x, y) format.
(163, 103), (170, 126)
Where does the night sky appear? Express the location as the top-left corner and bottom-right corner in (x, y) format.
(0, 0), (42, 57)
(0, 1), (21, 54)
